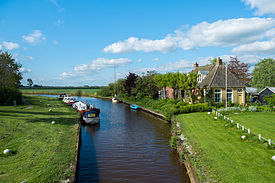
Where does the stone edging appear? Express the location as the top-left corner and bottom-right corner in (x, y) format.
(171, 120), (200, 183)
(69, 122), (81, 183)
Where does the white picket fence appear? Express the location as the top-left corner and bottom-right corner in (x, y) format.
(211, 109), (274, 146)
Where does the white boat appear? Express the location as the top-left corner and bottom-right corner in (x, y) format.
(83, 110), (100, 124)
(112, 97), (119, 103)
(62, 96), (77, 105)
(72, 101), (87, 111)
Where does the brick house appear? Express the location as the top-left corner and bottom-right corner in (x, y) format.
(194, 57), (246, 105)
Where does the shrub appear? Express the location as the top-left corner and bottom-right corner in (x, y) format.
(0, 86), (22, 105)
(169, 136), (178, 149)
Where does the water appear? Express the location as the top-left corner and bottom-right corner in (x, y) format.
(76, 97), (189, 183)
(39, 95), (189, 183)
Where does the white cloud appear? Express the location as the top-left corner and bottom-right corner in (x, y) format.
(138, 58), (142, 62)
(60, 58), (132, 79)
(104, 17), (275, 53)
(19, 68), (31, 73)
(2, 41), (20, 50)
(153, 58), (159, 61)
(0, 44), (2, 50)
(232, 37), (275, 55)
(242, 0), (275, 15)
(54, 20), (64, 27)
(22, 30), (46, 44)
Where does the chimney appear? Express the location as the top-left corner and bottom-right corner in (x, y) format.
(216, 57), (222, 65)
(193, 62), (199, 70)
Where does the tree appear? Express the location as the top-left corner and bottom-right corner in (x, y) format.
(27, 78), (33, 87)
(0, 51), (22, 105)
(166, 72), (179, 99)
(186, 72), (198, 104)
(124, 72), (139, 96)
(251, 58), (275, 89)
(177, 73), (188, 101)
(154, 73), (168, 99)
(227, 57), (250, 85)
(132, 71), (158, 99)
(208, 57), (217, 65)
(264, 94), (275, 109)
(0, 51), (22, 88)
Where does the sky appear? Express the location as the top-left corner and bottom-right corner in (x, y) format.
(0, 0), (275, 86)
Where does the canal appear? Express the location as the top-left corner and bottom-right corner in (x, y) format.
(76, 96), (189, 183)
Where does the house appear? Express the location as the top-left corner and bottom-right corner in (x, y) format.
(194, 57), (246, 105)
(258, 87), (275, 104)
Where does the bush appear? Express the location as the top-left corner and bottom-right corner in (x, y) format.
(169, 136), (178, 149)
(0, 86), (22, 105)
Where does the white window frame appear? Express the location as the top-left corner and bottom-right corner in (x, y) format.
(214, 89), (221, 103)
(227, 89), (233, 102)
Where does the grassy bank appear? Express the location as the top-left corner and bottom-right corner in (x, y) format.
(174, 112), (275, 182)
(20, 88), (100, 96)
(0, 95), (79, 183)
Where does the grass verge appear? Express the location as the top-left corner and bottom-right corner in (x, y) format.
(174, 112), (275, 182)
(0, 95), (79, 183)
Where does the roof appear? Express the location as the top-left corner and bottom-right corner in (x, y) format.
(196, 64), (246, 88)
(246, 87), (258, 95)
(258, 87), (275, 94)
(199, 71), (209, 75)
(192, 64), (215, 72)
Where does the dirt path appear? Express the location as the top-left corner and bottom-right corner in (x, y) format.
(22, 96), (33, 110)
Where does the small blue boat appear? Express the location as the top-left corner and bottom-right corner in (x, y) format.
(130, 104), (140, 110)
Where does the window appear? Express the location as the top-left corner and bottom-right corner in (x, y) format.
(227, 89), (233, 102)
(238, 88), (243, 93)
(198, 74), (202, 82)
(214, 89), (221, 103)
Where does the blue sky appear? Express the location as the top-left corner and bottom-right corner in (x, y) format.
(0, 0), (275, 86)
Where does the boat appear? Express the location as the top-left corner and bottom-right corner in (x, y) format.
(58, 93), (66, 100)
(82, 108), (100, 125)
(72, 101), (87, 111)
(130, 104), (140, 110)
(63, 96), (77, 105)
(112, 65), (121, 103)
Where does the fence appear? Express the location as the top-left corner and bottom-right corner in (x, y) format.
(211, 109), (274, 146)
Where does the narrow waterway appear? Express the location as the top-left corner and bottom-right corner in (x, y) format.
(76, 96), (189, 183)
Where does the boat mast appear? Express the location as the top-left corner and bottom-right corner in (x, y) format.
(114, 64), (116, 97)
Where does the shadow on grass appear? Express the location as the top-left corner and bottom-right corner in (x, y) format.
(0, 110), (76, 116)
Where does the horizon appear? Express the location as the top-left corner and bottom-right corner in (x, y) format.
(1, 0), (275, 86)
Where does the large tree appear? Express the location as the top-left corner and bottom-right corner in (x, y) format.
(251, 58), (275, 88)
(27, 78), (33, 87)
(227, 57), (250, 85)
(0, 51), (22, 88)
(154, 73), (167, 98)
(124, 72), (139, 96)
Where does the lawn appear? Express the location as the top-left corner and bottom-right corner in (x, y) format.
(225, 112), (275, 140)
(174, 112), (275, 183)
(0, 95), (79, 183)
(20, 88), (100, 96)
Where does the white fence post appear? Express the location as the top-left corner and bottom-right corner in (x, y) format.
(258, 134), (261, 140)
(242, 126), (245, 131)
(268, 139), (271, 146)
(248, 129), (250, 134)
(237, 123), (239, 128)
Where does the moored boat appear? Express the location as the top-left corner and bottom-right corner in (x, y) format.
(83, 110), (100, 124)
(63, 96), (77, 105)
(130, 104), (140, 110)
(58, 93), (66, 100)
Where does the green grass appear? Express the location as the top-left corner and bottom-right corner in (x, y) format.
(225, 112), (275, 140)
(175, 112), (275, 183)
(20, 88), (100, 96)
(0, 95), (79, 183)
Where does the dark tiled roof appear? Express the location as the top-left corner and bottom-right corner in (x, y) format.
(192, 64), (215, 72)
(196, 65), (245, 88)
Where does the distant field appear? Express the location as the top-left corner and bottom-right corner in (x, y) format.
(20, 88), (100, 96)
